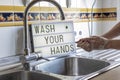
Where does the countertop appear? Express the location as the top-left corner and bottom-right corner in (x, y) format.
(76, 49), (120, 80)
(90, 66), (120, 80)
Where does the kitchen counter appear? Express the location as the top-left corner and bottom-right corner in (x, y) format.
(90, 66), (120, 80)
(75, 49), (120, 80)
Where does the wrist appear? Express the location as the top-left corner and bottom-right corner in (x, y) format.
(104, 40), (112, 49)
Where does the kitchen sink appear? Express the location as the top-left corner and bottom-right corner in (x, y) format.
(35, 57), (110, 76)
(0, 70), (61, 80)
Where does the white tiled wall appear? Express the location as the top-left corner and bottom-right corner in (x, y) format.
(101, 0), (119, 38)
(74, 0), (103, 41)
(0, 0), (119, 58)
(0, 0), (13, 5)
(59, 0), (66, 7)
(74, 23), (90, 41)
(102, 0), (118, 8)
(13, 0), (23, 6)
(0, 27), (24, 58)
(40, 2), (49, 7)
(78, 0), (102, 8)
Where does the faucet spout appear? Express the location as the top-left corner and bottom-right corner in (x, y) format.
(23, 0), (65, 56)
(22, 0), (65, 71)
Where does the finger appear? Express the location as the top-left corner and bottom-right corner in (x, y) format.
(78, 41), (92, 51)
(84, 43), (92, 52)
(77, 41), (85, 47)
(81, 43), (92, 52)
(76, 37), (91, 43)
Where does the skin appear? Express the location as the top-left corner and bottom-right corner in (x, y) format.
(76, 36), (107, 51)
(76, 22), (120, 51)
(102, 22), (120, 49)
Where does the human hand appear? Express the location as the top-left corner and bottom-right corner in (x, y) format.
(76, 36), (108, 51)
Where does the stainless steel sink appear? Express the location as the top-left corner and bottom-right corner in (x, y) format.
(0, 70), (61, 80)
(35, 57), (110, 76)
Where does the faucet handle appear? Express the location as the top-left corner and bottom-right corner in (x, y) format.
(25, 52), (42, 61)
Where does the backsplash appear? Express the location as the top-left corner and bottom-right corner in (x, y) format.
(0, 0), (118, 59)
(0, 6), (117, 27)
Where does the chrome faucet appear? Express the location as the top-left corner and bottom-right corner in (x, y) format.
(23, 0), (65, 56)
(22, 0), (65, 70)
